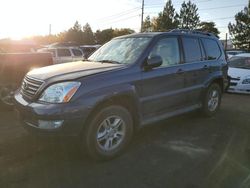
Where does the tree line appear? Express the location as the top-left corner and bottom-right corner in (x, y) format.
(29, 22), (134, 46)
(29, 0), (249, 50)
(142, 0), (219, 37)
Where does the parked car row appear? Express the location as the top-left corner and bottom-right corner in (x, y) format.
(37, 45), (100, 64)
(15, 30), (229, 160)
(38, 47), (85, 64)
(3, 29), (249, 160)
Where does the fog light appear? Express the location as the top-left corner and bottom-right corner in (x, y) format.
(38, 120), (64, 129)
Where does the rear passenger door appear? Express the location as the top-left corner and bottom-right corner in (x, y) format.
(141, 36), (188, 120)
(56, 48), (73, 64)
(181, 37), (210, 106)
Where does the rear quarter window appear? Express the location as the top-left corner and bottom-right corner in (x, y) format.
(201, 38), (221, 60)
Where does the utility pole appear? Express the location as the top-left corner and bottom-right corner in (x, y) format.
(225, 33), (228, 50)
(49, 24), (51, 36)
(140, 0), (144, 32)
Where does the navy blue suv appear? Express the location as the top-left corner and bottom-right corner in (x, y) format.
(15, 30), (228, 160)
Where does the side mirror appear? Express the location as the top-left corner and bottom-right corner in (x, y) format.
(145, 56), (162, 70)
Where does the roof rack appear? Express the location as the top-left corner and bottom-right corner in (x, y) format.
(170, 29), (217, 38)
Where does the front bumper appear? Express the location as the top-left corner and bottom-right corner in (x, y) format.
(227, 78), (250, 94)
(14, 92), (91, 136)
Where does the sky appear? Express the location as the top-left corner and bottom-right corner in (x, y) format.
(0, 0), (248, 40)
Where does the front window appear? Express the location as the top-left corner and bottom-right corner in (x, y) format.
(88, 37), (151, 64)
(228, 56), (250, 69)
(149, 37), (180, 67)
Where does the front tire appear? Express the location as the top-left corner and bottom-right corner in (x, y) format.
(83, 105), (133, 161)
(202, 83), (222, 117)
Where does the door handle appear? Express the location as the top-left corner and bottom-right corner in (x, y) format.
(203, 65), (209, 69)
(176, 68), (184, 74)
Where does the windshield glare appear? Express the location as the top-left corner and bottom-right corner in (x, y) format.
(88, 37), (151, 64)
(228, 56), (250, 69)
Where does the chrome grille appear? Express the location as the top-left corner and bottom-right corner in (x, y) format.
(21, 76), (44, 98)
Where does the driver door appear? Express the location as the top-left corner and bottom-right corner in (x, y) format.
(141, 36), (187, 120)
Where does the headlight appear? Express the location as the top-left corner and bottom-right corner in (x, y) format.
(242, 76), (250, 84)
(39, 82), (81, 103)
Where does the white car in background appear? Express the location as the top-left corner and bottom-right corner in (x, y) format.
(38, 47), (85, 64)
(226, 50), (246, 59)
(227, 53), (250, 94)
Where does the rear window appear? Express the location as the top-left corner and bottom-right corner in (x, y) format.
(201, 38), (221, 60)
(182, 37), (202, 63)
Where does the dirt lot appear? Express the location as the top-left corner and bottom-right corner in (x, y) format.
(0, 93), (250, 188)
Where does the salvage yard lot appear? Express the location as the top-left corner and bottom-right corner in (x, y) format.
(0, 93), (250, 188)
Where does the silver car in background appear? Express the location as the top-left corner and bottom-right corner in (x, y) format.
(38, 47), (85, 64)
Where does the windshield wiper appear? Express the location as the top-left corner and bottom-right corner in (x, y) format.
(97, 60), (121, 64)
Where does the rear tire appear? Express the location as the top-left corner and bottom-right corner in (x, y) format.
(82, 105), (133, 161)
(201, 83), (222, 117)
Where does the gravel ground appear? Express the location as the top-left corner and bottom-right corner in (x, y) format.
(0, 93), (250, 188)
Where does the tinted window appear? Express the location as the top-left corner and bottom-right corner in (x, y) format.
(228, 56), (250, 69)
(182, 37), (202, 63)
(202, 38), (221, 60)
(149, 37), (180, 67)
(72, 49), (83, 56)
(57, 49), (71, 57)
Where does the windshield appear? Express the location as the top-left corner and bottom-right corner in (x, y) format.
(88, 37), (151, 64)
(228, 56), (250, 69)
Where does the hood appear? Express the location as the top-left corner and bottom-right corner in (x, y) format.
(27, 61), (124, 81)
(228, 67), (250, 79)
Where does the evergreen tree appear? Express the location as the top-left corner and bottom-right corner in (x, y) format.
(82, 23), (95, 45)
(95, 28), (114, 44)
(198, 22), (220, 38)
(228, 2), (250, 50)
(142, 15), (152, 32)
(178, 1), (200, 30)
(153, 0), (179, 31)
(64, 21), (83, 44)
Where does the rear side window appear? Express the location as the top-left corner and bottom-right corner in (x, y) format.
(72, 49), (83, 56)
(57, 49), (71, 57)
(201, 38), (221, 60)
(182, 37), (202, 63)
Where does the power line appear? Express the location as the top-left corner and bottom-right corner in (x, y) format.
(99, 14), (140, 26)
(199, 4), (245, 11)
(144, 0), (212, 8)
(144, 4), (245, 14)
(97, 7), (141, 21)
(204, 16), (234, 21)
